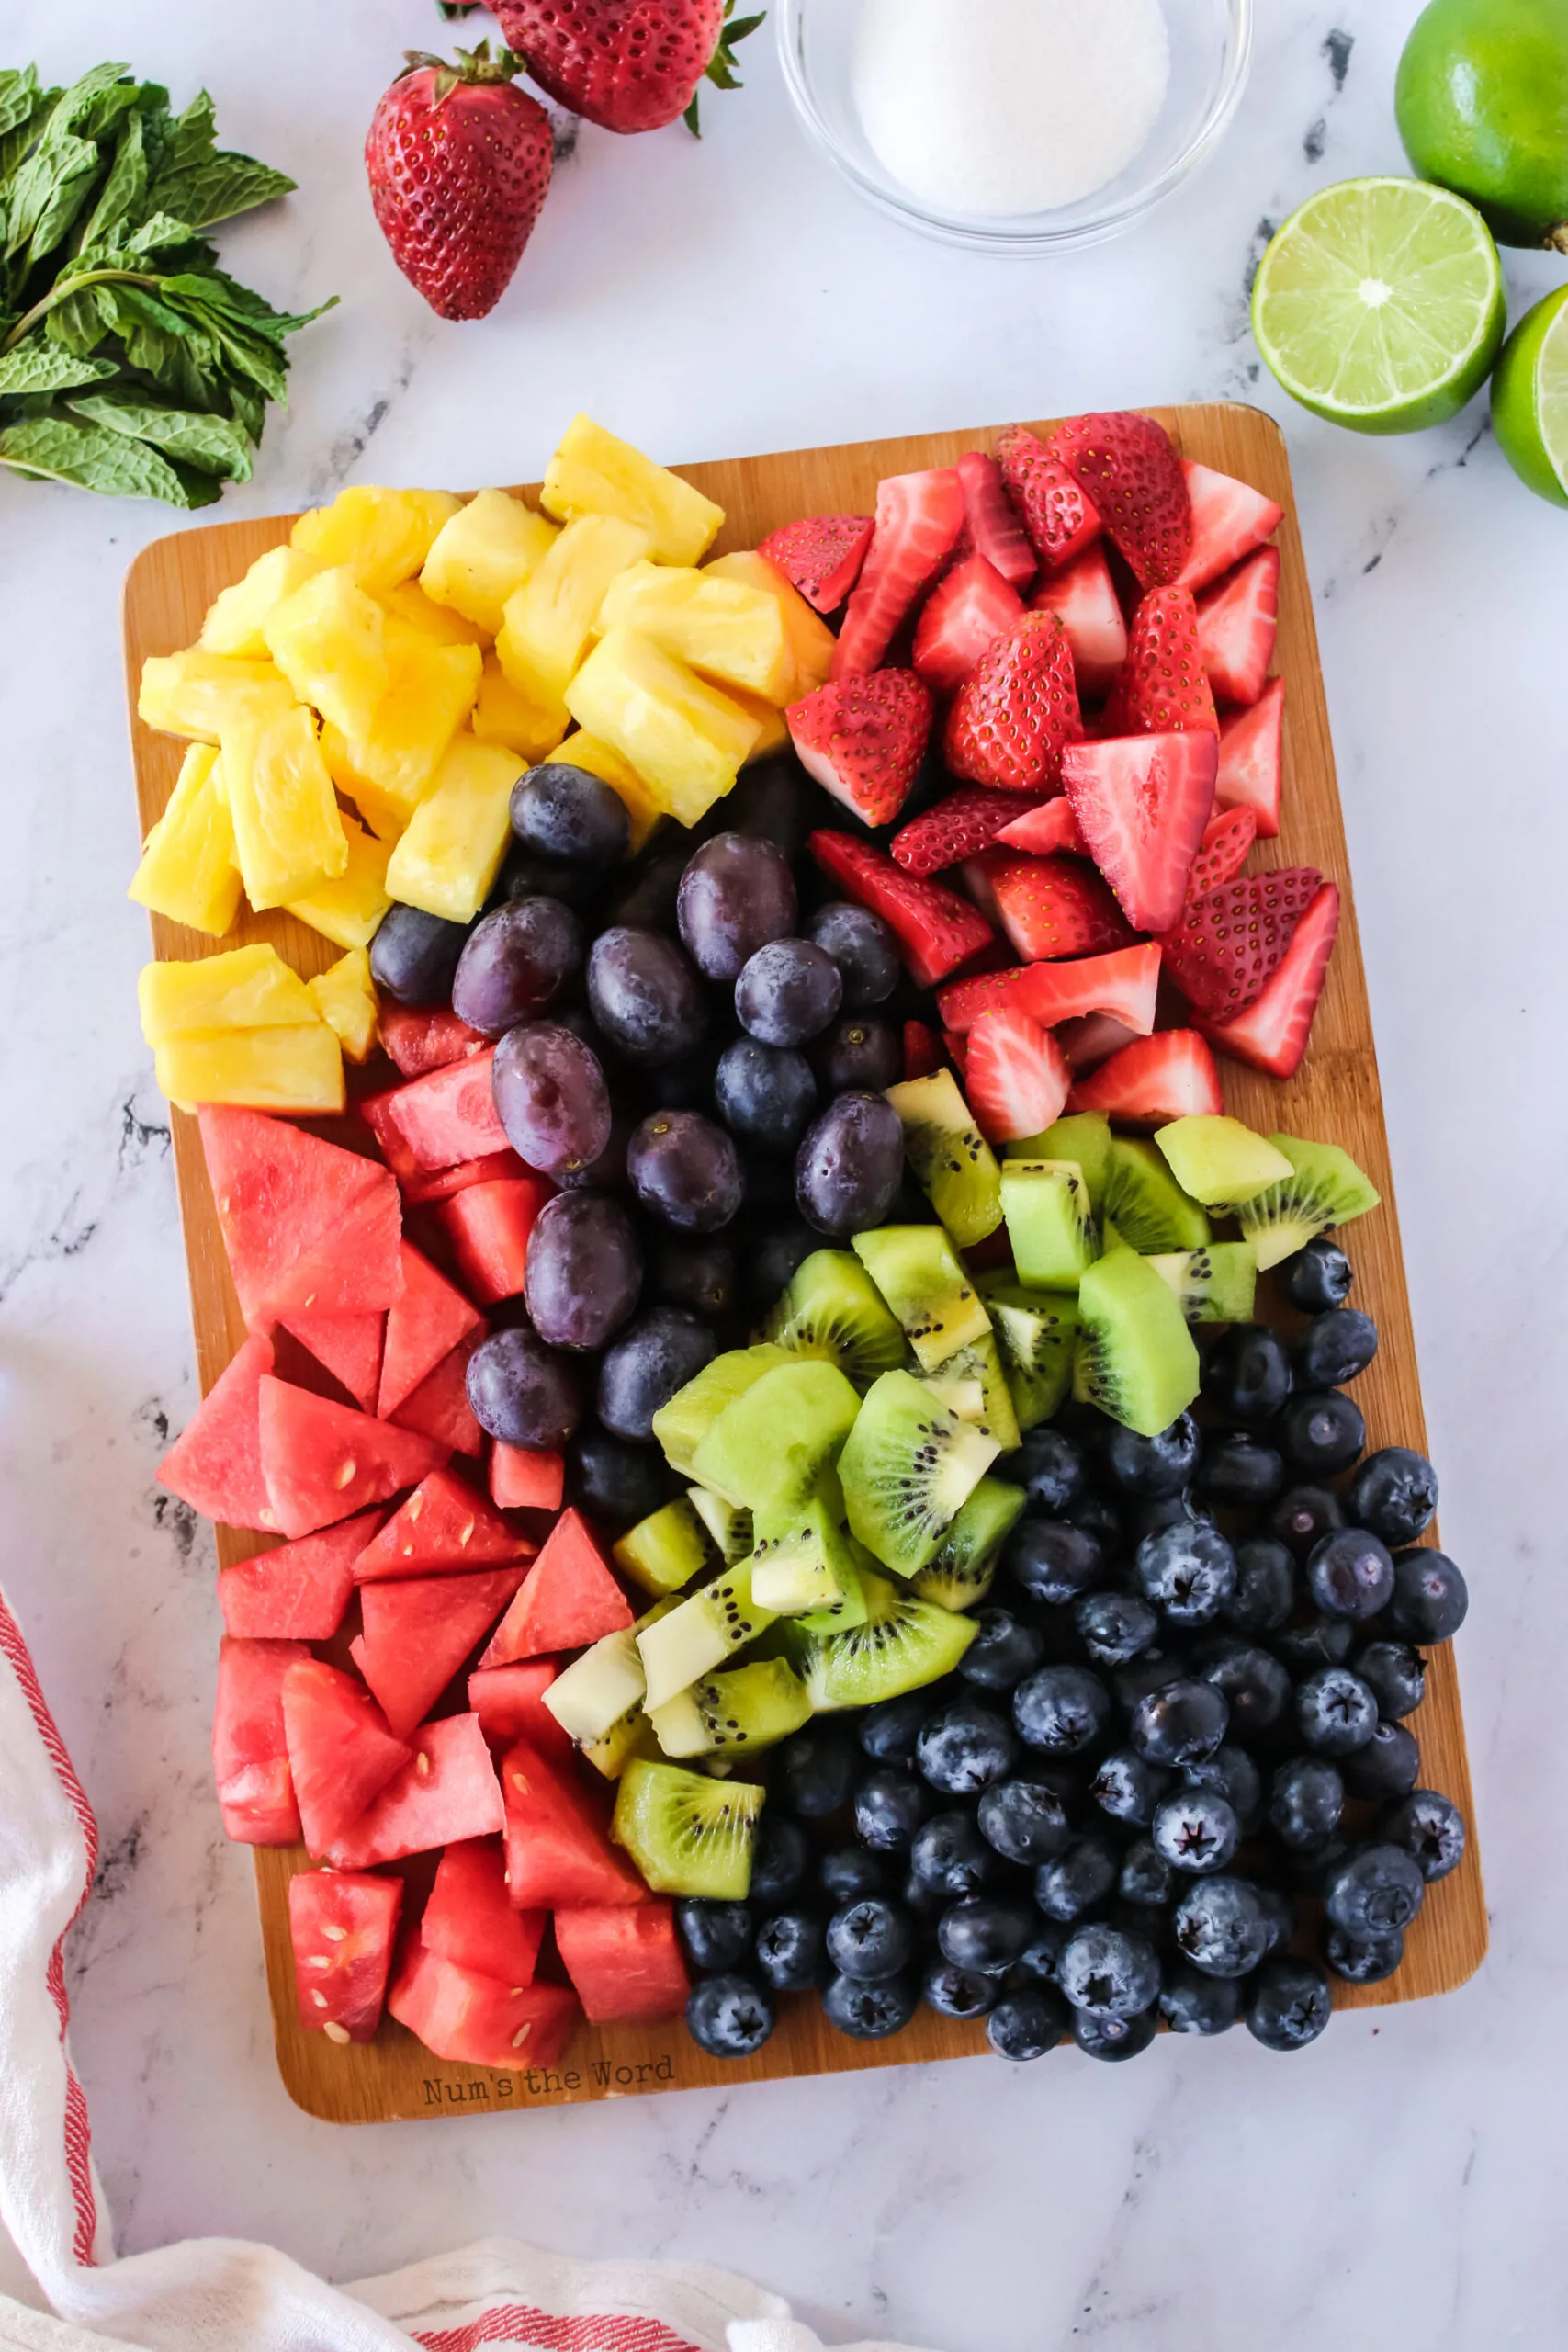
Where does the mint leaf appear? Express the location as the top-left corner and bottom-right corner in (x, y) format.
(146, 152), (296, 231)
(43, 285), (108, 355)
(0, 339), (118, 395)
(67, 388), (253, 478)
(0, 410), (194, 503)
(157, 89), (217, 176)
(0, 65), (41, 141)
(164, 266), (335, 341)
(79, 110), (146, 247)
(124, 209), (199, 256)
(6, 129), (100, 263)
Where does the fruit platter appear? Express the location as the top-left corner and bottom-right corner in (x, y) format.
(122, 402), (1485, 2124)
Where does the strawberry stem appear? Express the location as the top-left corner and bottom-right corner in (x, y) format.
(686, 0), (766, 135)
(400, 40), (528, 106)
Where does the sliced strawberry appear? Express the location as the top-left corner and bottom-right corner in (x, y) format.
(787, 670), (932, 829)
(942, 1028), (969, 1080)
(1057, 1012), (1142, 1070)
(807, 830), (994, 989)
(965, 1009), (1070, 1145)
(912, 556), (1025, 696)
(831, 469), (966, 677)
(1068, 1030), (1224, 1124)
(1163, 867), (1325, 1021)
(1105, 586), (1218, 737)
(1062, 731), (1217, 933)
(1216, 677), (1283, 839)
(1201, 883), (1340, 1080)
(938, 941), (1162, 1037)
(945, 610), (1082, 795)
(984, 852), (1135, 963)
(1187, 806), (1258, 899)
(1198, 547), (1280, 708)
(953, 450), (1037, 590)
(892, 785), (1031, 876)
(758, 514), (874, 614)
(1176, 459), (1284, 594)
(994, 798), (1087, 858)
(1049, 412), (1192, 589)
(996, 425), (1100, 572)
(903, 1020), (942, 1081)
(1030, 545), (1128, 700)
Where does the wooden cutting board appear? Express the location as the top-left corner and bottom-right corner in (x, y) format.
(122, 403), (1487, 2125)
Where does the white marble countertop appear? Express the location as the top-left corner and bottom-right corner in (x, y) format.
(3, 0), (1565, 2343)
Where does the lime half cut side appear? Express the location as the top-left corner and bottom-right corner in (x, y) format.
(1492, 284), (1568, 506)
(1253, 176), (1506, 435)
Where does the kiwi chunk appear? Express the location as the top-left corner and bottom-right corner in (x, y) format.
(764, 1248), (906, 1386)
(919, 1330), (1021, 1452)
(978, 1281), (1079, 1430)
(686, 1487), (753, 1566)
(612, 1756), (764, 1898)
(1237, 1135), (1381, 1271)
(636, 1560), (778, 1710)
(1012, 1111), (1111, 1208)
(1146, 1242), (1258, 1326)
(581, 1705), (653, 1780)
(649, 1657), (813, 1759)
(613, 1496), (716, 1597)
(691, 1357), (861, 1517)
(853, 1225), (992, 1371)
(838, 1367), (1001, 1575)
(791, 1567), (978, 1709)
(1074, 1246), (1201, 1438)
(1155, 1115), (1293, 1210)
(1000, 1161), (1099, 1290)
(1102, 1136), (1211, 1252)
(1100, 1216), (1131, 1253)
(544, 1626), (647, 1745)
(885, 1069), (1003, 1248)
(910, 1476), (1027, 1611)
(751, 1481), (863, 1618)
(652, 1343), (793, 1477)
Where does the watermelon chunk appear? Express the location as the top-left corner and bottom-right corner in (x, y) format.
(351, 1466), (530, 1581)
(288, 1868), (402, 2042)
(158, 1332), (277, 1532)
(198, 1106), (401, 1327)
(279, 1182), (405, 1324)
(400, 1148), (529, 1209)
(389, 1335), (486, 1459)
(377, 1241), (484, 1419)
(211, 1634), (307, 1845)
(378, 1001), (489, 1078)
(357, 1088), (422, 1184)
(217, 1510), (385, 1640)
(350, 1565), (526, 1737)
(479, 1508), (632, 1667)
(324, 1713), (504, 1868)
(553, 1901), (690, 2024)
(276, 1310), (384, 1412)
(379, 1052), (508, 1173)
(388, 1942), (581, 2070)
(490, 1443), (564, 1512)
(501, 1737), (649, 1908)
(280, 1659), (411, 1858)
(257, 1379), (450, 1540)
(468, 1660), (573, 1762)
(434, 1177), (552, 1305)
(421, 1836), (545, 1986)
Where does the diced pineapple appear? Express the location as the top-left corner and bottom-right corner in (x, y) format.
(597, 560), (792, 701)
(307, 948), (379, 1062)
(564, 628), (762, 827)
(326, 630), (483, 826)
(154, 1026), (344, 1115)
(285, 814), (395, 950)
(556, 729), (664, 854)
(264, 567), (390, 742)
(220, 699), (349, 910)
(421, 489), (559, 635)
(471, 651), (570, 763)
(138, 651), (290, 744)
(128, 744), (243, 937)
(199, 547), (324, 660)
(138, 943), (318, 1046)
(291, 486), (463, 594)
(385, 736), (520, 922)
(318, 726), (399, 840)
(729, 691), (793, 763)
(377, 580), (491, 649)
(542, 415), (724, 566)
(705, 549), (837, 702)
(496, 514), (652, 731)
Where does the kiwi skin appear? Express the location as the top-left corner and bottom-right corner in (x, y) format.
(612, 1755), (764, 1899)
(791, 1569), (978, 1709)
(838, 1367), (1001, 1576)
(764, 1249), (906, 1386)
(1238, 1136), (1381, 1271)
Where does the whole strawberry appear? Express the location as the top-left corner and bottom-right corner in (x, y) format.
(367, 44), (552, 321)
(491, 0), (764, 135)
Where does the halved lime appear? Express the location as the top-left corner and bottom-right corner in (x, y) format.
(1491, 283), (1568, 506)
(1252, 176), (1506, 435)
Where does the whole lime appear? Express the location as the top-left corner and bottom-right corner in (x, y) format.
(1492, 284), (1568, 503)
(1396, 0), (1568, 250)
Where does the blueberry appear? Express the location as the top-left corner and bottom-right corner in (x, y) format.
(976, 1777), (1072, 1865)
(821, 1971), (918, 2040)
(1246, 1958), (1333, 2052)
(1278, 1390), (1366, 1477)
(1269, 1756), (1345, 1850)
(1202, 1325), (1292, 1422)
(1105, 1414), (1201, 1497)
(1284, 1835), (1351, 1893)
(916, 1697), (1018, 1795)
(1111, 1651), (1189, 1713)
(987, 1988), (1069, 2060)
(1065, 1492), (1124, 1552)
(1308, 1527), (1395, 1620)
(1010, 1426), (1088, 1515)
(959, 1608), (1045, 1692)
(1012, 1664), (1112, 1758)
(1135, 1522), (1237, 1627)
(1283, 1237), (1353, 1312)
(1271, 1611), (1355, 1675)
(858, 1686), (945, 1767)
(1126, 1490), (1213, 1546)
(1270, 1484), (1347, 1560)
(1223, 1538), (1298, 1634)
(1129, 1678), (1230, 1768)
(1350, 1448), (1438, 1547)
(1119, 1836), (1179, 1909)
(1295, 1666), (1378, 1756)
(938, 1895), (1035, 1975)
(685, 1972), (775, 2058)
(1388, 1550), (1468, 1644)
(911, 1810), (999, 1897)
(901, 1866), (946, 1923)
(676, 1898), (753, 1973)
(1355, 1640), (1427, 1721)
(805, 900), (899, 1009)
(1076, 1590), (1160, 1667)
(1160, 1965), (1241, 2035)
(1344, 1720), (1420, 1802)
(924, 1959), (999, 2019)
(1152, 1788), (1240, 1875)
(1382, 1789), (1466, 1882)
(1058, 1923), (1161, 2018)
(753, 1911), (826, 1993)
(713, 1039), (818, 1155)
(818, 1846), (887, 1906)
(1194, 1639), (1292, 1738)
(1011, 1923), (1066, 1985)
(853, 1768), (931, 1851)
(1090, 1748), (1169, 1828)
(1254, 1884), (1298, 1954)
(1173, 1875), (1273, 1978)
(749, 1817), (811, 1908)
(1294, 1308), (1379, 1388)
(826, 1897), (914, 1982)
(776, 1724), (859, 1818)
(1200, 1433), (1285, 1508)
(1183, 1744), (1264, 1836)
(1033, 1833), (1119, 1923)
(1004, 1518), (1104, 1607)
(1325, 1923), (1404, 1984)
(1323, 1842), (1427, 1938)
(1071, 2004), (1157, 2061)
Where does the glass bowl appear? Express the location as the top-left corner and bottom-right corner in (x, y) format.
(776, 0), (1253, 254)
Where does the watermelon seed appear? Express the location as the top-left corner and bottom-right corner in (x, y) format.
(509, 1986), (525, 1996)
(310, 1989), (328, 2008)
(459, 1521), (475, 1545)
(321, 1924), (347, 1941)
(307, 1954), (331, 1969)
(333, 1458), (357, 1490)
(323, 2022), (351, 2044)
(416, 1751), (432, 1776)
(512, 2023), (531, 2049)
(409, 1493), (424, 1521)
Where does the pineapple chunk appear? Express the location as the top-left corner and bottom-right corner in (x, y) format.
(564, 628), (761, 827)
(377, 580), (491, 649)
(291, 486), (463, 594)
(471, 651), (570, 763)
(138, 943), (318, 1046)
(542, 415), (724, 566)
(285, 814), (395, 950)
(326, 630), (483, 825)
(422, 489), (558, 635)
(220, 699), (349, 910)
(264, 567), (390, 742)
(138, 651), (290, 743)
(705, 549), (837, 702)
(496, 514), (652, 729)
(729, 691), (793, 763)
(307, 948), (379, 1062)
(154, 1026), (344, 1115)
(318, 726), (400, 841)
(557, 729), (664, 854)
(128, 744), (243, 937)
(199, 547), (324, 660)
(385, 736), (521, 922)
(597, 560), (792, 701)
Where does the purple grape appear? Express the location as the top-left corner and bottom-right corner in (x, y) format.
(588, 925), (707, 1066)
(814, 1015), (901, 1094)
(524, 1193), (643, 1350)
(466, 1328), (581, 1449)
(369, 904), (470, 1005)
(628, 1109), (745, 1233)
(596, 1307), (718, 1442)
(714, 1039), (818, 1154)
(494, 841), (597, 910)
(491, 1021), (611, 1177)
(735, 939), (843, 1047)
(653, 1235), (737, 1317)
(807, 901), (900, 1009)
(677, 832), (797, 980)
(795, 1092), (904, 1236)
(557, 1103), (638, 1193)
(452, 898), (581, 1035)
(510, 761), (630, 865)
